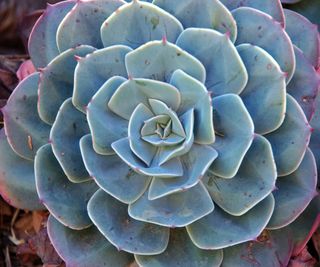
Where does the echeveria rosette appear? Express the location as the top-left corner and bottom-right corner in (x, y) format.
(0, 0), (319, 266)
(281, 0), (320, 26)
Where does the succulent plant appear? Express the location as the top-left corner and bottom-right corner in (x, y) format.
(0, 0), (319, 266)
(281, 0), (320, 26)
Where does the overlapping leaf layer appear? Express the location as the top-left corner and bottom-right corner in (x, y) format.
(0, 0), (319, 266)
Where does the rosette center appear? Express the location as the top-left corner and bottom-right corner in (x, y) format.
(141, 99), (186, 147)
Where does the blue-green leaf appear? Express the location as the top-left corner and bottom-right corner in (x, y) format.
(50, 99), (90, 182)
(56, 0), (125, 52)
(154, 0), (237, 42)
(220, 0), (285, 27)
(108, 78), (181, 120)
(265, 94), (311, 176)
(38, 45), (95, 125)
(88, 189), (169, 255)
(80, 135), (150, 204)
(284, 9), (320, 68)
(101, 1), (183, 49)
(129, 182), (214, 227)
(238, 44), (286, 134)
(35, 144), (97, 229)
(73, 45), (132, 113)
(209, 94), (254, 178)
(112, 137), (183, 178)
(128, 103), (156, 166)
(136, 228), (223, 267)
(28, 0), (76, 68)
(220, 229), (292, 267)
(170, 69), (214, 144)
(187, 195), (275, 249)
(205, 135), (276, 216)
(310, 92), (320, 176)
(148, 144), (218, 200)
(176, 28), (248, 95)
(0, 129), (44, 210)
(87, 76), (127, 155)
(286, 46), (320, 121)
(3, 73), (50, 160)
(233, 7), (295, 84)
(125, 40), (205, 83)
(267, 148), (317, 229)
(48, 215), (134, 267)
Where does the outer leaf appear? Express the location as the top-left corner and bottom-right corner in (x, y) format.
(284, 0), (320, 26)
(101, 1), (183, 49)
(125, 40), (205, 83)
(205, 135), (276, 216)
(154, 0), (237, 42)
(233, 7), (295, 84)
(80, 135), (150, 204)
(38, 45), (96, 125)
(209, 94), (254, 178)
(187, 195), (275, 249)
(3, 73), (50, 160)
(112, 137), (183, 178)
(238, 44), (286, 134)
(136, 228), (223, 267)
(267, 148), (317, 229)
(56, 0), (125, 52)
(35, 144), (97, 230)
(73, 45), (132, 113)
(0, 129), (43, 210)
(28, 0), (76, 68)
(148, 144), (218, 200)
(265, 94), (311, 176)
(88, 189), (169, 255)
(286, 46), (320, 121)
(176, 28), (248, 95)
(282, 0), (303, 3)
(50, 99), (90, 183)
(284, 9), (320, 68)
(310, 92), (320, 176)
(221, 197), (320, 266)
(47, 216), (134, 267)
(221, 229), (293, 267)
(286, 196), (320, 256)
(87, 76), (128, 155)
(129, 182), (214, 227)
(219, 0), (285, 27)
(108, 78), (180, 120)
(170, 70), (214, 144)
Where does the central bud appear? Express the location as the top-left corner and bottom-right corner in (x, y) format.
(155, 121), (171, 139)
(140, 99), (186, 147)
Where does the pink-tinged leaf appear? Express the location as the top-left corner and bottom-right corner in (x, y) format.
(312, 229), (320, 257)
(16, 60), (36, 81)
(284, 9), (320, 68)
(293, 213), (320, 256)
(0, 129), (44, 210)
(28, 1), (76, 68)
(288, 247), (317, 267)
(286, 46), (320, 121)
